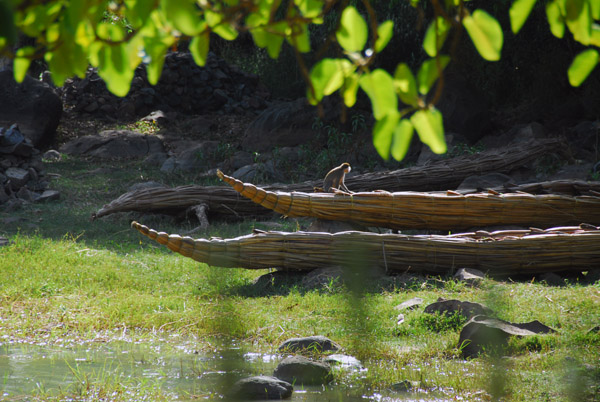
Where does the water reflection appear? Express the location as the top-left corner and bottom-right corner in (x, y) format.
(0, 342), (450, 401)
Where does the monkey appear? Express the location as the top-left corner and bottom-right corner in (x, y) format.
(322, 162), (353, 194)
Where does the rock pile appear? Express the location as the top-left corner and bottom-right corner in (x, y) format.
(60, 52), (270, 120)
(0, 125), (58, 208)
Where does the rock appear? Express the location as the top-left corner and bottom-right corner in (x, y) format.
(457, 173), (515, 191)
(305, 219), (364, 233)
(61, 52), (269, 120)
(143, 152), (168, 167)
(229, 150), (254, 170)
(5, 167), (30, 190)
(278, 336), (341, 353)
(424, 298), (492, 320)
(273, 356), (333, 385)
(60, 130), (165, 159)
(390, 380), (414, 392)
(37, 190), (60, 202)
(539, 272), (565, 286)
(229, 376), (293, 400)
(141, 110), (170, 126)
(458, 315), (555, 358)
(0, 186), (8, 204)
(454, 268), (485, 286)
(0, 70), (62, 147)
(160, 156), (177, 173)
(301, 266), (344, 290)
(176, 141), (219, 172)
(232, 162), (283, 182)
(16, 187), (39, 202)
(584, 269), (600, 284)
(394, 297), (424, 311)
(252, 271), (304, 292)
(322, 354), (362, 370)
(242, 99), (324, 151)
(553, 162), (594, 181)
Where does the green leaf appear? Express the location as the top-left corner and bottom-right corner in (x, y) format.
(97, 22), (126, 41)
(591, 0), (600, 20)
(125, 0), (155, 28)
(287, 21), (311, 53)
(375, 20), (394, 53)
(213, 23), (239, 41)
(510, 0), (537, 34)
(0, 0), (16, 46)
(96, 43), (135, 97)
(391, 119), (415, 161)
(417, 56), (450, 95)
(13, 46), (35, 83)
(358, 69), (398, 120)
(393, 63), (419, 106)
(249, 21), (285, 58)
(565, 0), (591, 45)
(463, 9), (504, 61)
(295, 0), (323, 18)
(546, 0), (565, 38)
(567, 48), (599, 86)
(410, 108), (447, 154)
(190, 32), (210, 66)
(308, 58), (353, 104)
(336, 6), (368, 52)
(140, 11), (175, 85)
(342, 73), (359, 107)
(20, 3), (61, 37)
(160, 0), (202, 36)
(423, 16), (451, 57)
(591, 23), (600, 47)
(373, 112), (400, 160)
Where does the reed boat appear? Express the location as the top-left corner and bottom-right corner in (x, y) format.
(217, 171), (600, 230)
(132, 221), (600, 275)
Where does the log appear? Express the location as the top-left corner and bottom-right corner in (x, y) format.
(94, 138), (565, 220)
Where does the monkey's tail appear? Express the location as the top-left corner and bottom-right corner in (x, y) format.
(216, 170), (298, 216)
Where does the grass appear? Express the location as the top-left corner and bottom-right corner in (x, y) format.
(1, 156), (599, 401)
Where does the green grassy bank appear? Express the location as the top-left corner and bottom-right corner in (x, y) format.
(0, 156), (599, 401)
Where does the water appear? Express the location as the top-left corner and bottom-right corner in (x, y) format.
(0, 341), (450, 401)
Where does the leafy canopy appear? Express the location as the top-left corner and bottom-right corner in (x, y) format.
(1, 0), (598, 160)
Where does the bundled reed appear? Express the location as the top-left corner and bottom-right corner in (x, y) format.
(132, 221), (600, 275)
(217, 171), (600, 230)
(93, 139), (565, 220)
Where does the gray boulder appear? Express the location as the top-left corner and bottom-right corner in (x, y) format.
(5, 167), (29, 190)
(394, 297), (424, 311)
(274, 356), (333, 385)
(0, 70), (62, 147)
(459, 315), (555, 358)
(229, 376), (292, 400)
(457, 173), (515, 191)
(60, 130), (165, 159)
(322, 354), (362, 370)
(278, 336), (341, 353)
(242, 99), (324, 151)
(453, 268), (485, 286)
(424, 298), (492, 320)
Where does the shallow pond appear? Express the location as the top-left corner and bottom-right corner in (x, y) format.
(0, 341), (450, 401)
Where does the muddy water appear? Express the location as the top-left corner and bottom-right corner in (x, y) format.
(0, 341), (445, 401)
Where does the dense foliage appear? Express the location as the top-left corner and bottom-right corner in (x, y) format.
(0, 0), (598, 159)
